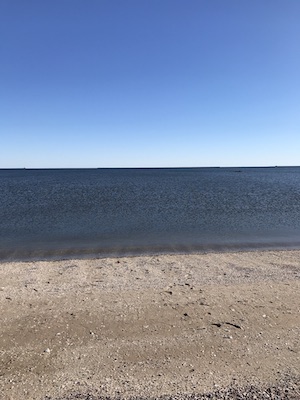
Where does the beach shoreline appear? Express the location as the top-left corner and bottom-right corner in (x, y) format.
(2, 240), (300, 264)
(1, 250), (299, 399)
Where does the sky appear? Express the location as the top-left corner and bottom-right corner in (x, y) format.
(1, 0), (300, 168)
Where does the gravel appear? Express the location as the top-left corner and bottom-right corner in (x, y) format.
(46, 375), (300, 400)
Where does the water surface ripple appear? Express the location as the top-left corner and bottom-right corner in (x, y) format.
(1, 167), (300, 260)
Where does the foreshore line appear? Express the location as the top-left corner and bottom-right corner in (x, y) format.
(1, 250), (299, 399)
(1, 239), (300, 264)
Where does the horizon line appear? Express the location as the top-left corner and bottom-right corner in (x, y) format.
(1, 165), (299, 170)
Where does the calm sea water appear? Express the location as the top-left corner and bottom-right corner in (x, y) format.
(1, 167), (300, 260)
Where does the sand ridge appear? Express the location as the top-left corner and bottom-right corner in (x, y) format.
(0, 250), (299, 399)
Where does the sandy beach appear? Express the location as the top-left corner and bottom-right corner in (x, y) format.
(0, 250), (299, 399)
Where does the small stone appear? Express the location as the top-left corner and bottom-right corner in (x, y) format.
(44, 348), (51, 354)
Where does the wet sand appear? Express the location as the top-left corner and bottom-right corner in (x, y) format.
(0, 250), (299, 399)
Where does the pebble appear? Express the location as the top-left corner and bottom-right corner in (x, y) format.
(48, 376), (300, 399)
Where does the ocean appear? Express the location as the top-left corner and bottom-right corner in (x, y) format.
(1, 167), (300, 260)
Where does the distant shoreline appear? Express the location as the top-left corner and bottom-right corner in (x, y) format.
(1, 165), (300, 170)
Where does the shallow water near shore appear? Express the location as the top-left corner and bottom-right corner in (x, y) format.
(1, 167), (300, 260)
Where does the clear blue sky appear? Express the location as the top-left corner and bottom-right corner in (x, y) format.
(1, 1), (299, 168)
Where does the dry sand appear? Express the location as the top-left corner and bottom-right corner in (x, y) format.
(0, 250), (299, 399)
